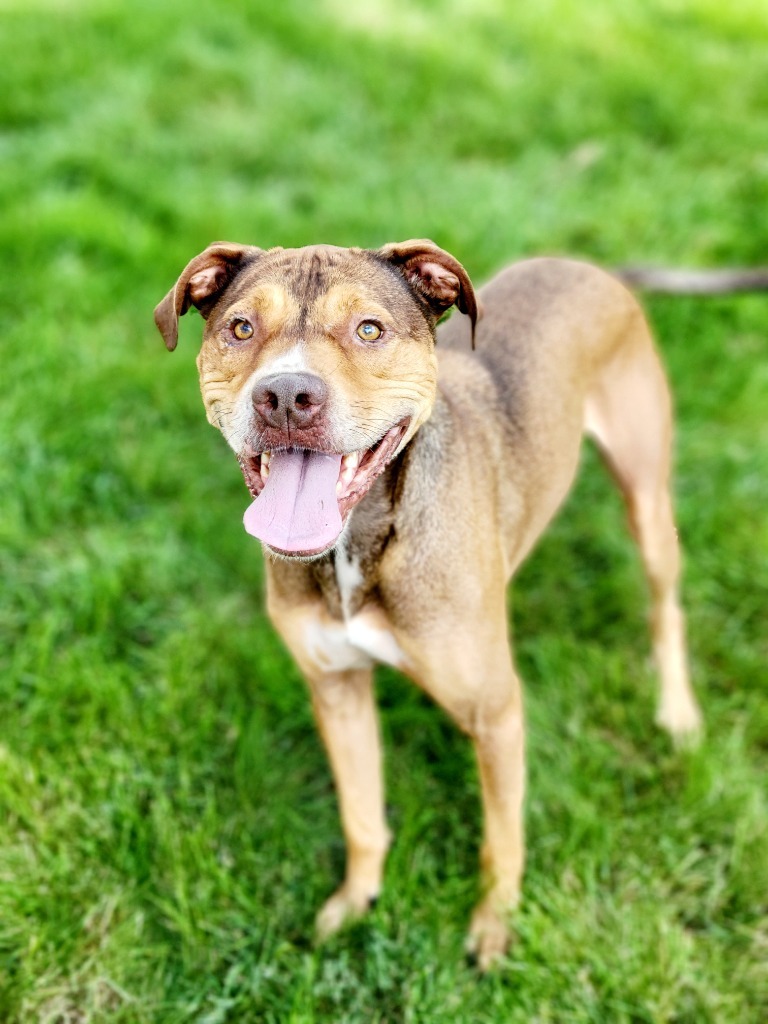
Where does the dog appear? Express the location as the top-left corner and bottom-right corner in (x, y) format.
(154, 239), (703, 968)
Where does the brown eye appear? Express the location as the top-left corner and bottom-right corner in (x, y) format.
(232, 319), (253, 341)
(356, 321), (383, 342)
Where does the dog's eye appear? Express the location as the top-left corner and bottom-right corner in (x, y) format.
(232, 319), (254, 341)
(356, 321), (383, 342)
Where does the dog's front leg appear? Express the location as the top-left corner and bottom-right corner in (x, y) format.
(307, 666), (391, 938)
(267, 575), (391, 937)
(409, 630), (525, 970)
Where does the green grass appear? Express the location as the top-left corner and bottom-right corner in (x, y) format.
(1, 0), (767, 1019)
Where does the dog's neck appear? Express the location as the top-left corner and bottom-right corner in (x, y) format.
(303, 384), (460, 624)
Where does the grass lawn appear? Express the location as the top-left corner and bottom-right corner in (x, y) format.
(1, 0), (767, 1020)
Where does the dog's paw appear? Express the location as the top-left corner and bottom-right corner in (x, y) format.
(315, 885), (376, 940)
(656, 697), (704, 749)
(465, 898), (513, 971)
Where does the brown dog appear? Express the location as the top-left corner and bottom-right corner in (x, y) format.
(154, 240), (702, 968)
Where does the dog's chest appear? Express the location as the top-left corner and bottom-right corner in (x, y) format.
(306, 541), (406, 672)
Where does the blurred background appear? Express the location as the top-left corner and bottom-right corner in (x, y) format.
(1, 1), (766, 1020)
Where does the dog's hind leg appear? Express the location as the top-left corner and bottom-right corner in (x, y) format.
(584, 319), (703, 743)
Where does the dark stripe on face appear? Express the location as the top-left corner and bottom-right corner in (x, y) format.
(295, 249), (343, 327)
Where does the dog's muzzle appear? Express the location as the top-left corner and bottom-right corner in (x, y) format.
(239, 417), (411, 558)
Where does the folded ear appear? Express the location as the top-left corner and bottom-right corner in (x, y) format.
(378, 238), (478, 345)
(154, 241), (261, 351)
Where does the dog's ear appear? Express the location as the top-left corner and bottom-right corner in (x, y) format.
(154, 241), (261, 351)
(378, 238), (478, 345)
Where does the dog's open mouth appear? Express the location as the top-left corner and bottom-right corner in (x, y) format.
(237, 418), (410, 557)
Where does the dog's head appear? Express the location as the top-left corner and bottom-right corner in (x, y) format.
(154, 239), (476, 558)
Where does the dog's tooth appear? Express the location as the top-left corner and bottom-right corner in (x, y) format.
(336, 451), (361, 493)
(335, 457), (356, 496)
(262, 451), (272, 466)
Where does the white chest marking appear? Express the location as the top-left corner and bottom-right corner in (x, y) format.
(303, 619), (373, 674)
(301, 542), (408, 674)
(336, 540), (364, 621)
(346, 615), (407, 668)
(302, 615), (407, 674)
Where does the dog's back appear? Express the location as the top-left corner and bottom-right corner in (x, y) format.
(432, 259), (643, 571)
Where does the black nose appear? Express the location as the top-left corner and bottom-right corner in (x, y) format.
(252, 372), (328, 431)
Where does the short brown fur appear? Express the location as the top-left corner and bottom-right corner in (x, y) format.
(155, 241), (702, 968)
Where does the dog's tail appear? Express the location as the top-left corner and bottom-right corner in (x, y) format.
(615, 266), (768, 294)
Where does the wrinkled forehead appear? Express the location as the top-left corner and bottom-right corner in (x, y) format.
(217, 244), (423, 328)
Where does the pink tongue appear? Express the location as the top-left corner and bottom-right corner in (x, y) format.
(243, 449), (343, 552)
